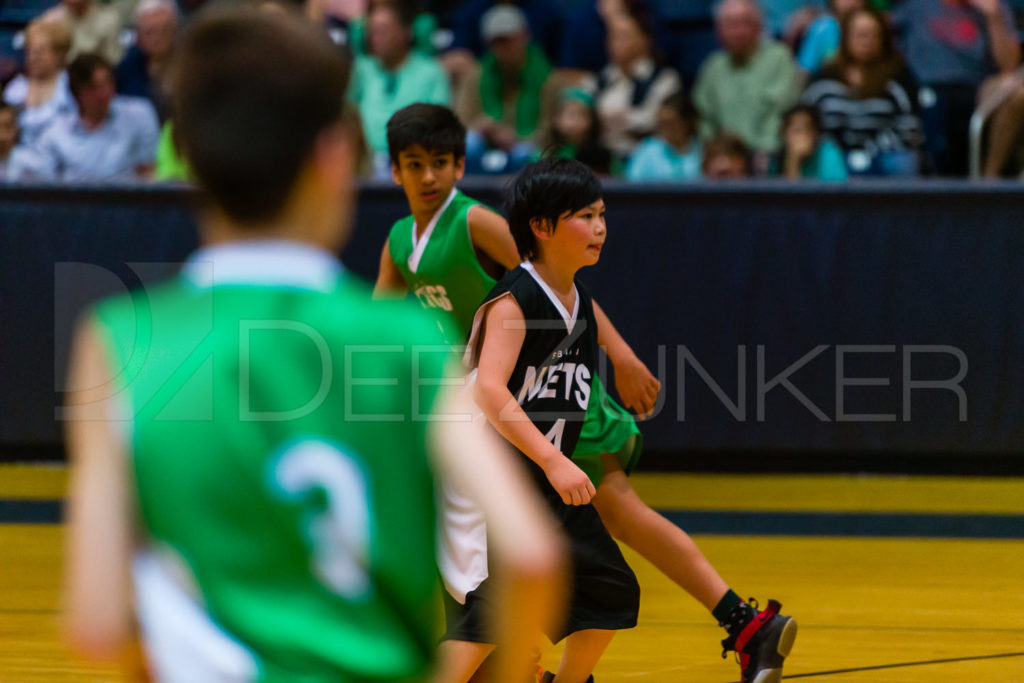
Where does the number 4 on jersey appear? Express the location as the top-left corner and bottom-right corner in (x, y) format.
(544, 418), (566, 451)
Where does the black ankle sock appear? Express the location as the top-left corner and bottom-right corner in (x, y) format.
(711, 589), (743, 625)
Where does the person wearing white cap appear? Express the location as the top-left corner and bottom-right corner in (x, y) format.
(455, 4), (554, 174)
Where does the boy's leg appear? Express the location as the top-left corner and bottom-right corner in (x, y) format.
(591, 455), (798, 682)
(591, 453), (729, 610)
(438, 582), (501, 683)
(435, 641), (495, 683)
(554, 629), (615, 683)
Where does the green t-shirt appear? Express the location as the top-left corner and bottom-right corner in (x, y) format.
(387, 189), (498, 345)
(347, 52), (451, 154)
(91, 242), (446, 682)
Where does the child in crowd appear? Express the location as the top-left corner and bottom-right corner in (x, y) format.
(703, 133), (754, 178)
(542, 87), (614, 176)
(769, 104), (848, 180)
(626, 91), (703, 182)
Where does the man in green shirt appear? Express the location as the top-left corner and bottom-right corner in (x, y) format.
(62, 8), (564, 682)
(347, 2), (451, 174)
(692, 0), (803, 153)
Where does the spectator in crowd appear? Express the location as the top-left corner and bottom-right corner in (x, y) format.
(116, 0), (178, 122)
(626, 91), (703, 181)
(692, 0), (802, 154)
(801, 8), (921, 176)
(2, 19), (75, 148)
(539, 86), (613, 175)
(0, 102), (17, 180)
(456, 5), (552, 174)
(797, 0), (864, 75)
(702, 132), (752, 178)
(587, 4), (681, 159)
(768, 103), (847, 180)
(42, 0), (123, 64)
(892, 0), (1020, 176)
(447, 0), (564, 63)
(9, 53), (159, 182)
(344, 0), (439, 57)
(348, 0), (450, 175)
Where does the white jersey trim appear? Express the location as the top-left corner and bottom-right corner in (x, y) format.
(521, 261), (579, 334)
(183, 240), (342, 292)
(408, 188), (458, 274)
(133, 549), (259, 683)
(437, 368), (490, 603)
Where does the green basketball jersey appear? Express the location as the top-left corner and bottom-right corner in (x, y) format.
(387, 189), (497, 344)
(90, 242), (447, 682)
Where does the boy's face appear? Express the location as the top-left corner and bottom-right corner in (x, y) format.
(536, 199), (606, 269)
(392, 145), (465, 216)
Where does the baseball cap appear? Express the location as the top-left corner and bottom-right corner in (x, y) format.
(481, 5), (527, 42)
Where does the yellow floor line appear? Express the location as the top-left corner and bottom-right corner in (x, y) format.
(4, 465), (1024, 515)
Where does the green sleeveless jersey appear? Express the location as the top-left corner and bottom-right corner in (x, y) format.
(387, 189), (497, 344)
(90, 242), (446, 682)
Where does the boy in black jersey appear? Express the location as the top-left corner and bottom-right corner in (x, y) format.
(465, 158), (639, 682)
(466, 158), (797, 683)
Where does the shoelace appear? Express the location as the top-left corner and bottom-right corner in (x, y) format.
(720, 597), (762, 658)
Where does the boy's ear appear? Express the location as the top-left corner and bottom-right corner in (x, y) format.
(454, 155), (466, 181)
(391, 161), (402, 186)
(529, 217), (553, 242)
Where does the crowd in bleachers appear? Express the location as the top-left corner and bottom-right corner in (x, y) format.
(2, 0), (1024, 183)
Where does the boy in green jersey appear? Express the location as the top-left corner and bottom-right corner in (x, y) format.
(62, 8), (565, 683)
(377, 106), (797, 683)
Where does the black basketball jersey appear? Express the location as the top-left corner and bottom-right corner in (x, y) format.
(466, 262), (598, 462)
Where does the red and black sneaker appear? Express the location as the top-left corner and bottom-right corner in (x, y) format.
(720, 598), (797, 683)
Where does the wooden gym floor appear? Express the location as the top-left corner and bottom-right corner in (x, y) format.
(1, 465), (1023, 682)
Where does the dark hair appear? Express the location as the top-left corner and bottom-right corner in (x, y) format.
(386, 103), (466, 165)
(505, 157), (603, 260)
(67, 53), (114, 98)
(661, 91), (698, 125)
(168, 5), (349, 224)
(781, 103), (822, 134)
(368, 0), (418, 28)
(824, 7), (901, 98)
(617, 1), (663, 65)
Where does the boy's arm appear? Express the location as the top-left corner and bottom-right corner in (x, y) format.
(430, 385), (567, 683)
(593, 300), (661, 418)
(474, 295), (596, 505)
(63, 319), (135, 663)
(373, 239), (409, 298)
(468, 205), (522, 271)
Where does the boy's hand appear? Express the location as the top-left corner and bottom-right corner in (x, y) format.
(545, 456), (597, 506)
(614, 354), (661, 419)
